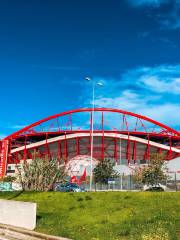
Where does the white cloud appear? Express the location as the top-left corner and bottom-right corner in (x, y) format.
(84, 65), (180, 129)
(124, 64), (180, 94)
(142, 104), (180, 126)
(139, 76), (180, 93)
(94, 91), (180, 128)
(94, 90), (145, 110)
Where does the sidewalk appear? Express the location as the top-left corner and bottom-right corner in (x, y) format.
(0, 224), (71, 240)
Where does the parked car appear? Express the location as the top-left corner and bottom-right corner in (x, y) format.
(143, 184), (166, 192)
(53, 182), (86, 192)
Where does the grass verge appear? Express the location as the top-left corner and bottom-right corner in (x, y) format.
(0, 191), (179, 240)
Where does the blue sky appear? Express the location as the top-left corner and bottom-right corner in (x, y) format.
(0, 0), (180, 138)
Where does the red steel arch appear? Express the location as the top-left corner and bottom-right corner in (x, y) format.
(1, 108), (180, 177)
(5, 108), (180, 139)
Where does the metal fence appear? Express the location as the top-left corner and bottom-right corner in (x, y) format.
(81, 174), (180, 192)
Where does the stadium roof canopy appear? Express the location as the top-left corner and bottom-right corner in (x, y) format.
(1, 108), (180, 177)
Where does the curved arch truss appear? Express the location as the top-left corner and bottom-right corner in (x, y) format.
(5, 108), (180, 138)
(1, 108), (180, 177)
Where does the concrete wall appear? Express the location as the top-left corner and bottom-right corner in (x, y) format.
(0, 199), (36, 230)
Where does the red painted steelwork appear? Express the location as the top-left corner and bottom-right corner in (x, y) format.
(0, 108), (180, 178)
(4, 108), (180, 140)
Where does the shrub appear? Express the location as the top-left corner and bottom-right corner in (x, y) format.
(16, 155), (66, 191)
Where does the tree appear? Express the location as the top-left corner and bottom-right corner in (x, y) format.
(16, 153), (67, 191)
(93, 159), (118, 184)
(133, 153), (168, 187)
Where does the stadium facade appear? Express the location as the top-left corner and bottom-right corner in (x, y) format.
(0, 108), (180, 177)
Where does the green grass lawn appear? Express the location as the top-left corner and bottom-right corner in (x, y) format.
(0, 192), (180, 240)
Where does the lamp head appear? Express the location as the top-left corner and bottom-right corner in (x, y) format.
(85, 77), (91, 81)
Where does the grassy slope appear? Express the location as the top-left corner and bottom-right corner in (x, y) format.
(0, 192), (180, 240)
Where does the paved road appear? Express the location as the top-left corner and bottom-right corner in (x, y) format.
(0, 234), (17, 240)
(0, 233), (40, 240)
(0, 225), (71, 240)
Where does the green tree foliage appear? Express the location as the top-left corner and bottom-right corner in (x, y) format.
(133, 153), (168, 186)
(16, 154), (67, 191)
(93, 159), (118, 184)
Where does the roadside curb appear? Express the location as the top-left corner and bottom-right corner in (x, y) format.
(0, 224), (72, 240)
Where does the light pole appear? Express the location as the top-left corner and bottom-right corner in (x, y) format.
(85, 77), (103, 191)
(119, 137), (122, 165)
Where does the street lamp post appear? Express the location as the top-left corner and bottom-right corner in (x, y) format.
(85, 77), (103, 191)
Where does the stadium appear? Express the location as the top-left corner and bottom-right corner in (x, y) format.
(0, 107), (180, 178)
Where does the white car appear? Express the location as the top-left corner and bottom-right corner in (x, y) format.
(143, 184), (166, 191)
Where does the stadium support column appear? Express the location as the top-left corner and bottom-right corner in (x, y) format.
(132, 141), (137, 164)
(126, 132), (130, 164)
(8, 139), (12, 164)
(45, 133), (50, 158)
(143, 135), (150, 162)
(76, 137), (79, 156)
(119, 137), (122, 164)
(64, 132), (68, 163)
(0, 139), (9, 177)
(114, 138), (118, 163)
(169, 137), (172, 160)
(23, 135), (27, 162)
(58, 140), (62, 161)
(15, 152), (19, 164)
(158, 147), (162, 155)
